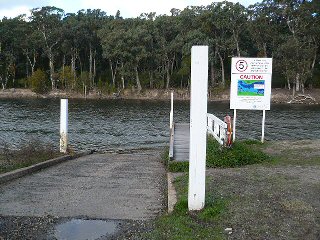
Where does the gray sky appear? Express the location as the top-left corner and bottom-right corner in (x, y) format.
(0, 0), (260, 19)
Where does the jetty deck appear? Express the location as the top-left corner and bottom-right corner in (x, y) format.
(172, 123), (190, 162)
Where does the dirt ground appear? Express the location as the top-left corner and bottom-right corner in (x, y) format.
(204, 140), (320, 239)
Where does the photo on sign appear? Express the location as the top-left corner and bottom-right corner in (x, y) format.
(237, 80), (265, 96)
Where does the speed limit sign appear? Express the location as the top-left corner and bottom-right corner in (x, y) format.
(236, 60), (248, 72)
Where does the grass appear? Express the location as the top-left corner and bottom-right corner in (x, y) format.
(206, 137), (270, 168)
(142, 175), (228, 240)
(0, 139), (62, 174)
(167, 136), (270, 172)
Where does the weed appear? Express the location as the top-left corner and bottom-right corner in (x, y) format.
(0, 138), (62, 174)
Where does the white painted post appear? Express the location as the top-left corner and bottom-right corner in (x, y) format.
(188, 46), (208, 211)
(170, 91), (173, 129)
(233, 109), (237, 142)
(261, 110), (266, 143)
(60, 99), (68, 153)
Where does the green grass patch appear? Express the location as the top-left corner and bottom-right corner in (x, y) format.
(206, 136), (270, 168)
(142, 174), (227, 240)
(0, 139), (63, 174)
(166, 137), (270, 172)
(168, 161), (189, 172)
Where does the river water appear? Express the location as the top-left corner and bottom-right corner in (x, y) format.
(0, 98), (319, 151)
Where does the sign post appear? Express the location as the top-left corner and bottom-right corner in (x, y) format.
(188, 46), (208, 211)
(230, 58), (272, 142)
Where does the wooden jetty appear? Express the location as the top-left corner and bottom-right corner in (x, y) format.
(172, 123), (190, 162)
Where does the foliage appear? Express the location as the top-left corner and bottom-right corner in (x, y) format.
(0, 1), (319, 92)
(167, 137), (270, 172)
(206, 137), (270, 168)
(28, 69), (49, 94)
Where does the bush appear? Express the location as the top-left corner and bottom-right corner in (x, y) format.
(206, 136), (270, 168)
(28, 69), (49, 94)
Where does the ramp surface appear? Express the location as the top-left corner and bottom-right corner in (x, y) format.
(0, 150), (165, 220)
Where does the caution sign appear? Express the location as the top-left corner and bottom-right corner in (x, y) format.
(230, 58), (272, 110)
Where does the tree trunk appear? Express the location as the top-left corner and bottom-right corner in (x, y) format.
(287, 76), (291, 90)
(149, 71), (154, 88)
(109, 59), (116, 86)
(71, 49), (77, 89)
(295, 73), (300, 92)
(134, 65), (142, 92)
(218, 52), (225, 87)
(121, 62), (125, 89)
(93, 55), (96, 87)
(166, 61), (170, 89)
(49, 51), (55, 89)
(263, 42), (267, 57)
(210, 61), (215, 87)
(233, 30), (241, 57)
(62, 55), (65, 89)
(89, 46), (93, 87)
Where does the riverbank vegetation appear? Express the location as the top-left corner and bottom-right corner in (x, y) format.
(0, 1), (319, 96)
(0, 139), (62, 174)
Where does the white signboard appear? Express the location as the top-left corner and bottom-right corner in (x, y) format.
(230, 58), (272, 110)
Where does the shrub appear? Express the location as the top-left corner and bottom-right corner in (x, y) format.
(28, 69), (49, 94)
(206, 136), (270, 168)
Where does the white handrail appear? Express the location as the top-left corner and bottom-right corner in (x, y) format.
(169, 91), (174, 159)
(207, 113), (227, 145)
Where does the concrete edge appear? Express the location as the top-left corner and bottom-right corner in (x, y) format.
(0, 151), (93, 185)
(167, 172), (177, 213)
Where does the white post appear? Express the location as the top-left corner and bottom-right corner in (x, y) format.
(188, 46), (208, 211)
(170, 91), (173, 129)
(60, 99), (68, 153)
(261, 110), (266, 143)
(233, 109), (237, 142)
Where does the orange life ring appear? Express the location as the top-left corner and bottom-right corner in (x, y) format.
(224, 115), (233, 147)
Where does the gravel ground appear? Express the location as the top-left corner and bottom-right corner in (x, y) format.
(204, 140), (320, 240)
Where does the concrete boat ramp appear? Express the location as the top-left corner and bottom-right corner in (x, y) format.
(0, 149), (166, 238)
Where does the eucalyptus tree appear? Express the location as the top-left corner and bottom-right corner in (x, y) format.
(0, 16), (26, 88)
(214, 1), (247, 57)
(154, 14), (181, 89)
(274, 0), (319, 92)
(30, 6), (64, 89)
(77, 9), (109, 88)
(247, 1), (280, 58)
(98, 17), (130, 88)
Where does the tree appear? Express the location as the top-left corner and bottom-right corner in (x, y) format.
(30, 6), (64, 89)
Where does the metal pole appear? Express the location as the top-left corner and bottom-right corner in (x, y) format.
(261, 110), (266, 143)
(233, 109), (236, 142)
(60, 99), (68, 153)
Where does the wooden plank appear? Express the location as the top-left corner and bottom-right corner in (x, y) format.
(172, 123), (190, 162)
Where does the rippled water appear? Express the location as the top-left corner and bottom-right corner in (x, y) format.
(0, 98), (319, 151)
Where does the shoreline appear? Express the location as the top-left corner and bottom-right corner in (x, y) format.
(0, 88), (319, 104)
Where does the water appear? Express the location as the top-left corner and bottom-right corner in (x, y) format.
(53, 219), (118, 240)
(0, 98), (319, 151)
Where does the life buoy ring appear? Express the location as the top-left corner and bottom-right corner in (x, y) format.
(224, 115), (233, 147)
